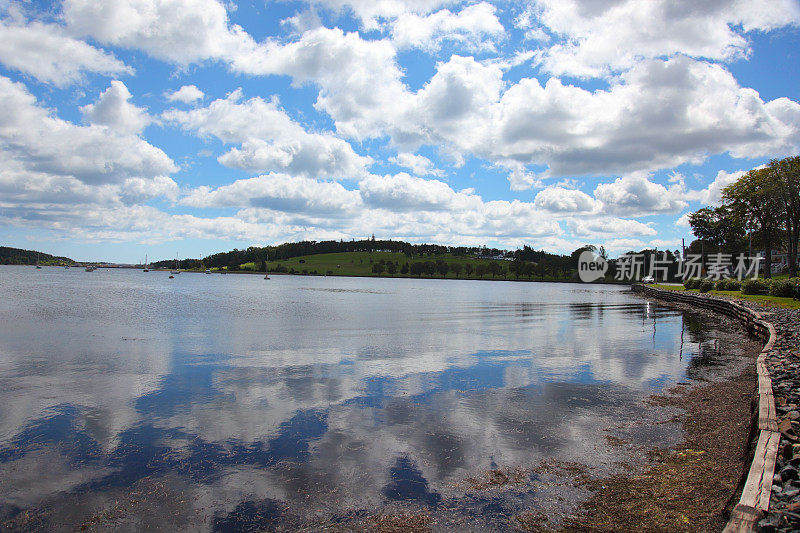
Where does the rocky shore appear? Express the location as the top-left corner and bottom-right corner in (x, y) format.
(747, 303), (800, 533)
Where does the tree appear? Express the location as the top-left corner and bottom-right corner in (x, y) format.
(410, 262), (425, 277)
(401, 262), (409, 275)
(436, 259), (449, 277)
(450, 262), (463, 277)
(464, 263), (474, 277)
(723, 168), (783, 277)
(424, 261), (437, 277)
(475, 263), (488, 278)
(372, 262), (385, 275)
(488, 261), (501, 277)
(386, 261), (397, 275)
(770, 156), (800, 277)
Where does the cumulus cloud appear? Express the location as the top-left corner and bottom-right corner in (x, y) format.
(163, 89), (372, 179)
(0, 76), (176, 185)
(391, 2), (504, 52)
(593, 172), (687, 216)
(62, 0), (257, 65)
(524, 0), (800, 78)
(389, 153), (442, 176)
(181, 173), (362, 216)
(165, 85), (205, 103)
(81, 81), (151, 135)
(308, 0), (454, 29)
(534, 187), (596, 213)
(0, 20), (131, 86)
(692, 169), (748, 205)
(359, 172), (474, 211)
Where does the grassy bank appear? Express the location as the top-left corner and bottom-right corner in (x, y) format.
(652, 283), (800, 309)
(229, 251), (583, 282)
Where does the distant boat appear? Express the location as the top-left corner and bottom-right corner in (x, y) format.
(85, 265), (95, 272)
(170, 254), (180, 275)
(35, 252), (41, 269)
(143, 254), (149, 272)
(264, 261), (270, 280)
(205, 269), (211, 274)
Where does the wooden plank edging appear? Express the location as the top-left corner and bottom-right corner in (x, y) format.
(632, 285), (779, 533)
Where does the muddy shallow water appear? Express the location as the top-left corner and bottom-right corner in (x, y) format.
(0, 267), (758, 531)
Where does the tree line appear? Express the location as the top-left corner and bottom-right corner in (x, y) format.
(688, 156), (800, 277)
(0, 246), (75, 266)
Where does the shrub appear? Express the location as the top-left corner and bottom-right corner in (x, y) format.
(699, 280), (714, 293)
(742, 278), (770, 295)
(684, 278), (700, 290)
(715, 278), (741, 291)
(769, 279), (798, 297)
(724, 278), (741, 291)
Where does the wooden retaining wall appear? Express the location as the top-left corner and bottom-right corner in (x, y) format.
(632, 285), (778, 533)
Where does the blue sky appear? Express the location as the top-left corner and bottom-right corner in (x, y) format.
(0, 0), (799, 262)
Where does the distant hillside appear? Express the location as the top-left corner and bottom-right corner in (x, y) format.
(150, 239), (593, 281)
(0, 246), (76, 266)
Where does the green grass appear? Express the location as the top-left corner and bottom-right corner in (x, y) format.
(652, 283), (800, 309)
(236, 251), (572, 281)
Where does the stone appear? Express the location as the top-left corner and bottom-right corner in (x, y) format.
(782, 466), (800, 483)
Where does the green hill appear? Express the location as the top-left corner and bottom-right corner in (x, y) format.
(235, 251), (573, 281)
(0, 246), (76, 266)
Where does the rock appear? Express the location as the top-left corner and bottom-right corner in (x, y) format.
(784, 444), (795, 460)
(781, 466), (799, 482)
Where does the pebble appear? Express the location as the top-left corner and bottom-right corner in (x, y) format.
(739, 301), (800, 532)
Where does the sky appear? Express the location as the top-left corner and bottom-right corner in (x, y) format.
(0, 0), (799, 263)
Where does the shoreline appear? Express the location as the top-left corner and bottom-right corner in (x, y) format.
(627, 285), (795, 532)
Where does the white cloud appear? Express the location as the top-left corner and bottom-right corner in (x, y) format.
(389, 153), (442, 176)
(0, 76), (176, 185)
(391, 2), (504, 52)
(0, 20), (131, 86)
(181, 173), (362, 216)
(244, 29), (800, 179)
(593, 172), (687, 216)
(163, 89), (372, 179)
(534, 187), (596, 213)
(567, 217), (656, 238)
(81, 81), (151, 136)
(165, 85), (205, 103)
(235, 27), (410, 140)
(308, 0), (454, 29)
(692, 169), (747, 205)
(675, 213), (691, 227)
(63, 0), (257, 65)
(525, 0), (800, 78)
(359, 172), (473, 211)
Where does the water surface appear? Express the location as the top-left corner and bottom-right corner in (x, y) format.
(0, 267), (754, 530)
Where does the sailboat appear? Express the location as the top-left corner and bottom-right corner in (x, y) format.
(35, 252), (41, 269)
(143, 254), (149, 272)
(170, 254), (180, 275)
(264, 261), (270, 280)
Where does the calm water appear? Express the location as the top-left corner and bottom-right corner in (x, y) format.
(0, 266), (754, 530)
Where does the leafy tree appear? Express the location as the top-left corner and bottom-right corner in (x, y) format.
(769, 156), (800, 277)
(410, 262), (425, 277)
(475, 264), (488, 278)
(424, 261), (437, 276)
(372, 262), (385, 275)
(464, 263), (474, 277)
(450, 262), (463, 277)
(488, 261), (501, 277)
(723, 168), (783, 277)
(401, 262), (409, 275)
(436, 258), (449, 277)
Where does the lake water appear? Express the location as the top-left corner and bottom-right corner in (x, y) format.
(0, 266), (756, 530)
